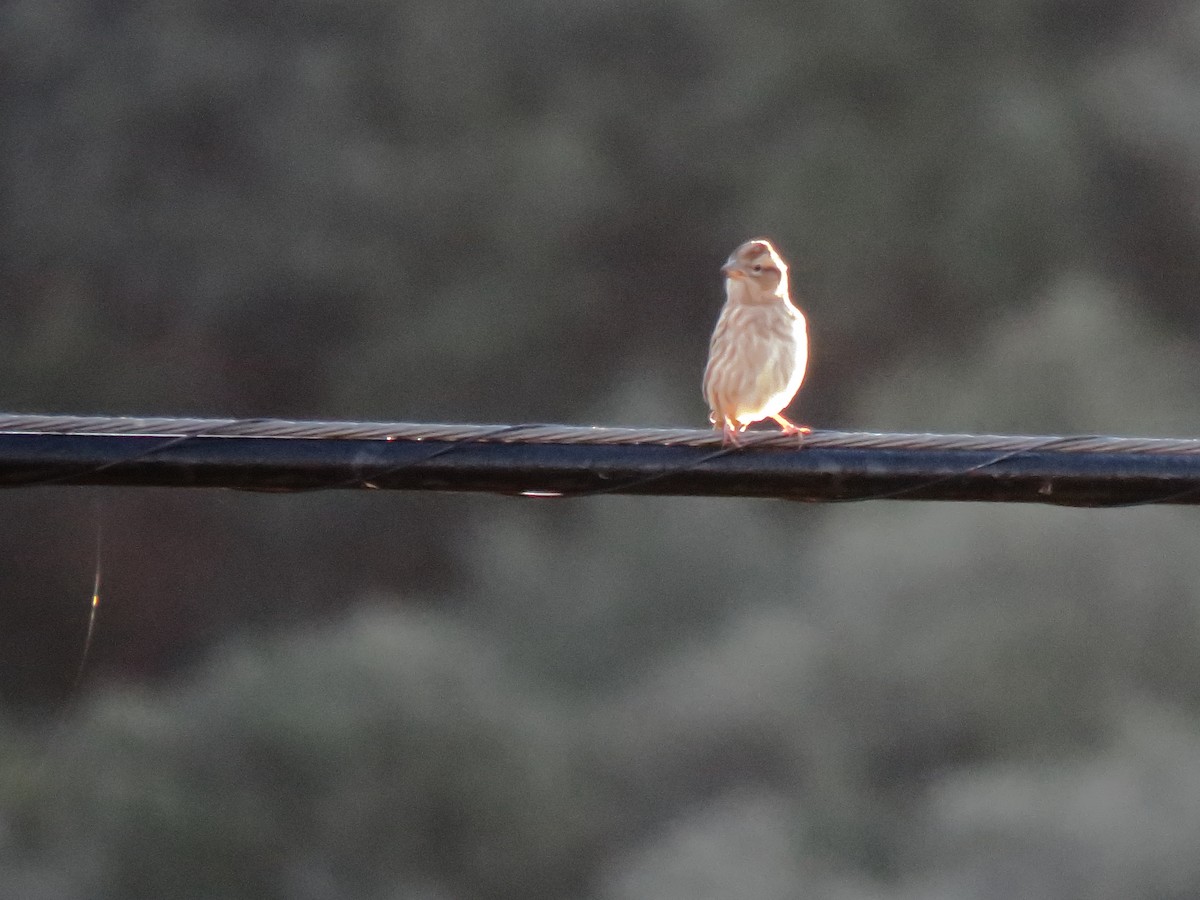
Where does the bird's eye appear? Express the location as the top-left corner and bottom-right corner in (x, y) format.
(752, 264), (763, 273)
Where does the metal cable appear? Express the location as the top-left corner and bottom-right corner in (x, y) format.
(0, 412), (1198, 505)
(0, 412), (1196, 456)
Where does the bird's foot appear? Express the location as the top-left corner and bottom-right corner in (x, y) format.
(770, 414), (812, 445)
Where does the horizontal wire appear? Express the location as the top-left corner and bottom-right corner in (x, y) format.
(0, 412), (1197, 506)
(0, 412), (1196, 456)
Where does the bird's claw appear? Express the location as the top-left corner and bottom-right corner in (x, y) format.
(769, 414), (811, 445)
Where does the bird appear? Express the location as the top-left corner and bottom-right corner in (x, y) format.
(702, 238), (809, 445)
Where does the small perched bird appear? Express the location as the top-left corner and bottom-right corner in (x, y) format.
(703, 238), (809, 444)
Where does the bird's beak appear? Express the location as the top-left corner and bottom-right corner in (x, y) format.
(721, 262), (742, 278)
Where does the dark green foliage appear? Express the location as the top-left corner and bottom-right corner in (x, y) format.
(3, 608), (609, 899)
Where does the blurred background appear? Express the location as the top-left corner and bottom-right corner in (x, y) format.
(3, 0), (1200, 896)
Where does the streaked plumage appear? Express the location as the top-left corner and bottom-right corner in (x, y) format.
(702, 239), (809, 444)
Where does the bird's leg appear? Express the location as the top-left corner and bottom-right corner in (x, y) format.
(719, 419), (742, 447)
(770, 414), (812, 444)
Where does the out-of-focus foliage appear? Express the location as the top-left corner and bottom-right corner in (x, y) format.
(3, 0), (1200, 896)
(1, 607), (607, 900)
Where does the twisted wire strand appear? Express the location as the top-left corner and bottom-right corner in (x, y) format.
(0, 412), (1196, 456)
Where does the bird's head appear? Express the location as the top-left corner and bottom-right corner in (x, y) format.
(721, 239), (789, 300)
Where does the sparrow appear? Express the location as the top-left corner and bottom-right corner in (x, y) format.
(702, 238), (809, 445)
